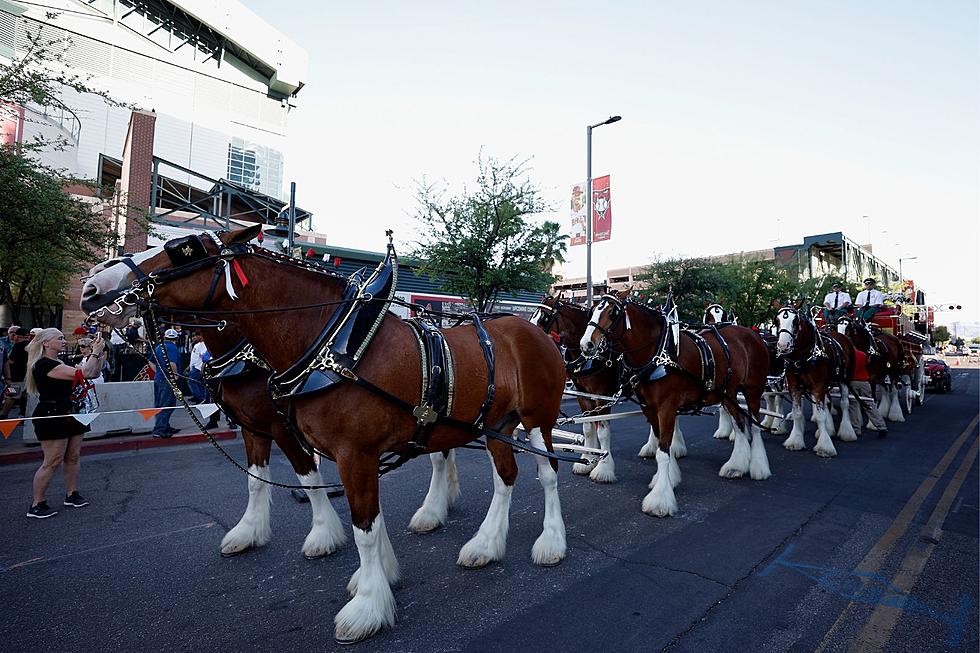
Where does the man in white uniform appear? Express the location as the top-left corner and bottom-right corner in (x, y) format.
(855, 278), (885, 320)
(822, 281), (852, 322)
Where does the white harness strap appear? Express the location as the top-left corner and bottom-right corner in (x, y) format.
(205, 231), (240, 302)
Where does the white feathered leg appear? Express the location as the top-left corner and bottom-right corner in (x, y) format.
(573, 422), (599, 475)
(409, 452), (455, 533)
(713, 409), (734, 440)
(642, 448), (678, 517)
(768, 393), (789, 434)
(886, 384), (905, 422)
(297, 470), (347, 558)
(334, 512), (398, 644)
(813, 400), (838, 458)
(589, 420), (617, 483)
(671, 421), (687, 458)
(748, 423), (772, 480)
(783, 398), (807, 451)
(836, 384), (858, 442)
(638, 426), (658, 458)
(529, 428), (567, 566)
(822, 397), (837, 437)
(457, 449), (512, 568)
(220, 464), (272, 556)
(720, 412), (752, 478)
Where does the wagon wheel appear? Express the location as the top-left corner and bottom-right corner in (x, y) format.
(901, 374), (913, 415)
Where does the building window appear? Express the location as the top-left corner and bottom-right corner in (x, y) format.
(227, 137), (284, 198)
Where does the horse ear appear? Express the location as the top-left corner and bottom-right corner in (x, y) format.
(226, 224), (263, 245)
(770, 298), (782, 310)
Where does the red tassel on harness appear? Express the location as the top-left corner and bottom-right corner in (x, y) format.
(231, 259), (249, 287)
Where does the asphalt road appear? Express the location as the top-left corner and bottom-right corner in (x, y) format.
(2, 370), (977, 653)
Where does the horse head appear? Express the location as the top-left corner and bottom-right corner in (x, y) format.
(81, 226), (263, 328)
(773, 306), (806, 355)
(704, 303), (725, 324)
(580, 290), (632, 356)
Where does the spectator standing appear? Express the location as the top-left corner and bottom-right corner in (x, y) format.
(150, 329), (181, 438)
(77, 338), (107, 385)
(187, 333), (209, 404)
(1, 327), (30, 418)
(25, 329), (107, 518)
(1, 325), (18, 355)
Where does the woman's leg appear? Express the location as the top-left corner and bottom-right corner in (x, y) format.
(32, 439), (68, 504)
(62, 435), (84, 495)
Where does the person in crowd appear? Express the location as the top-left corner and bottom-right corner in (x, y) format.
(77, 338), (108, 385)
(124, 317), (146, 353)
(822, 281), (852, 322)
(150, 328), (181, 438)
(1, 325), (18, 355)
(849, 348), (887, 438)
(1, 327), (30, 418)
(25, 329), (107, 518)
(187, 333), (209, 404)
(855, 278), (885, 320)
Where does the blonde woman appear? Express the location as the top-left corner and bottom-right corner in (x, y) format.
(25, 329), (107, 519)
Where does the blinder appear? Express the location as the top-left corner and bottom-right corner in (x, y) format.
(165, 235), (210, 267)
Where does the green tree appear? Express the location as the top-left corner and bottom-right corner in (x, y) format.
(634, 257), (734, 321)
(0, 147), (119, 325)
(933, 325), (950, 347)
(716, 259), (796, 327)
(410, 153), (566, 312)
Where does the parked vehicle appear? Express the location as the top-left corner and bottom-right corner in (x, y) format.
(924, 358), (952, 393)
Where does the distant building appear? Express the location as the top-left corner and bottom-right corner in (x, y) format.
(553, 231), (914, 303)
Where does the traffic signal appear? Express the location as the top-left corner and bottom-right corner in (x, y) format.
(948, 305), (962, 310)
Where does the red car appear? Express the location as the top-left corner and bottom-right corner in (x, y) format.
(924, 358), (952, 393)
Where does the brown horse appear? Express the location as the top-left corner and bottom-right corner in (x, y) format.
(581, 293), (772, 517)
(835, 315), (906, 423)
(773, 306), (858, 457)
(81, 226), (568, 643)
(531, 296), (687, 484)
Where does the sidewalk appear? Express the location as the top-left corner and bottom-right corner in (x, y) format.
(0, 404), (238, 466)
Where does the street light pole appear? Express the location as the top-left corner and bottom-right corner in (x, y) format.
(586, 115), (621, 307)
(898, 256), (917, 298)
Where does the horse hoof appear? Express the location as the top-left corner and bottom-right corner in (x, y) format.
(589, 469), (617, 484)
(457, 557), (492, 570)
(334, 631), (376, 646)
(719, 467), (746, 479)
(537, 558), (563, 568)
(408, 522), (441, 535)
(219, 547), (248, 558)
(572, 462), (595, 475)
(303, 551), (329, 561)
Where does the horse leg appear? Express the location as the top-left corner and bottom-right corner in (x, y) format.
(409, 451), (460, 534)
(671, 420), (688, 458)
(573, 421), (599, 475)
(529, 426), (567, 566)
(877, 379), (892, 419)
(886, 378), (905, 422)
(767, 392), (788, 434)
(836, 384), (858, 442)
(642, 410), (679, 517)
(782, 390), (807, 451)
(812, 393), (838, 458)
(744, 391), (771, 480)
(269, 431), (347, 559)
(712, 407), (733, 440)
(457, 440), (516, 569)
(220, 432), (273, 556)
(334, 456), (398, 645)
(638, 425), (659, 458)
(720, 405), (751, 479)
(589, 420), (617, 483)
(822, 396), (838, 437)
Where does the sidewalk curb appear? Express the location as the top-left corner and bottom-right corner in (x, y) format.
(0, 430), (238, 466)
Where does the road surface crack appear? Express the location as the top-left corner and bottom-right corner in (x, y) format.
(661, 487), (845, 651)
(571, 537), (728, 588)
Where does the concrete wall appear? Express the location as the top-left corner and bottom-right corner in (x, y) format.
(22, 381), (156, 443)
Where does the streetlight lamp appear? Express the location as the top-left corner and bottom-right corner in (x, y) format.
(586, 115), (621, 307)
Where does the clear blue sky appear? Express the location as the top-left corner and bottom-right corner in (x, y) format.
(243, 0), (979, 321)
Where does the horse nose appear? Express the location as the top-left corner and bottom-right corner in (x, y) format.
(80, 283), (102, 313)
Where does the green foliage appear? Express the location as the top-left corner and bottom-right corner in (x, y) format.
(409, 153), (566, 312)
(635, 257), (796, 326)
(932, 325), (949, 344)
(970, 336), (980, 344)
(0, 146), (118, 325)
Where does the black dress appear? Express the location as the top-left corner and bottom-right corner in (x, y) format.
(31, 357), (90, 440)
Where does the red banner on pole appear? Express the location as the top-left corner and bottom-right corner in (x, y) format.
(592, 175), (611, 242)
